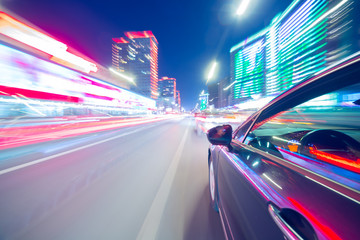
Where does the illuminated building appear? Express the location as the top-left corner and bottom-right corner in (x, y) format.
(111, 37), (129, 73)
(176, 90), (181, 107)
(218, 76), (230, 108)
(207, 81), (219, 108)
(158, 76), (179, 111)
(229, 0), (359, 106)
(112, 31), (159, 99)
(199, 90), (209, 111)
(158, 77), (176, 100)
(0, 12), (156, 118)
(0, 12), (98, 74)
(207, 76), (230, 109)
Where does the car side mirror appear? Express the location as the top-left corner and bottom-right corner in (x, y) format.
(207, 125), (233, 146)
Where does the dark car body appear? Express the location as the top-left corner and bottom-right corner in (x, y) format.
(207, 56), (360, 240)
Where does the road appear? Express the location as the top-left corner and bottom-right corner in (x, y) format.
(0, 117), (225, 240)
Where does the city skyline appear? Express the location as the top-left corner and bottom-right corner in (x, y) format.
(2, 0), (292, 110)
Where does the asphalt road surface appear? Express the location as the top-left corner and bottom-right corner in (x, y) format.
(0, 116), (225, 240)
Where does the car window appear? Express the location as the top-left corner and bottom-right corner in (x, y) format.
(234, 116), (256, 142)
(244, 81), (360, 177)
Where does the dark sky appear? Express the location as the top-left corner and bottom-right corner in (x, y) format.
(2, 0), (291, 110)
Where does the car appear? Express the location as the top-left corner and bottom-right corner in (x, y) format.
(206, 55), (360, 240)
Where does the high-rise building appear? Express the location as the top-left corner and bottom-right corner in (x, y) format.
(207, 81), (219, 109)
(158, 76), (176, 100)
(205, 77), (230, 109)
(218, 76), (230, 108)
(176, 90), (181, 107)
(158, 76), (177, 111)
(112, 31), (159, 99)
(229, 0), (359, 106)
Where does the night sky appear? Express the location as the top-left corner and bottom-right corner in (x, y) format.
(2, 0), (291, 110)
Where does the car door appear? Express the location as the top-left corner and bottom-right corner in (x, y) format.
(214, 114), (286, 239)
(216, 142), (287, 239)
(216, 81), (360, 239)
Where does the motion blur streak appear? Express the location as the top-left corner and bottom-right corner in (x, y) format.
(0, 85), (82, 103)
(0, 115), (181, 150)
(309, 148), (360, 173)
(0, 15), (156, 119)
(0, 12), (98, 73)
(0, 125), (149, 176)
(287, 197), (342, 240)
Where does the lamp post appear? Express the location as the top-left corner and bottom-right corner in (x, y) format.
(205, 0), (249, 84)
(204, 0), (250, 110)
(206, 61), (218, 84)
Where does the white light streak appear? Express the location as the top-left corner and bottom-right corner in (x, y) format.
(282, 0), (349, 50)
(109, 68), (134, 83)
(236, 0), (250, 16)
(224, 81), (236, 91)
(263, 173), (283, 189)
(12, 95), (46, 116)
(207, 61), (217, 83)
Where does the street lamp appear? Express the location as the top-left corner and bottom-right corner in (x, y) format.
(236, 0), (250, 16)
(202, 1), (250, 109)
(206, 61), (218, 84)
(205, 1), (248, 84)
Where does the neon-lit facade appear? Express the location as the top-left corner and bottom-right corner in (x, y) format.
(230, 0), (360, 104)
(0, 12), (98, 74)
(272, 0), (329, 94)
(233, 39), (266, 99)
(112, 31), (159, 99)
(0, 43), (156, 112)
(0, 12), (156, 118)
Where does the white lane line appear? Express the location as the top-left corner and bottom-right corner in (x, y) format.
(136, 126), (189, 240)
(0, 126), (151, 176)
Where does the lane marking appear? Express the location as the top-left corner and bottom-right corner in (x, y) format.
(0, 125), (154, 176)
(136, 126), (190, 240)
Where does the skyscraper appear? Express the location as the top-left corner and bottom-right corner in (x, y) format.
(207, 81), (219, 109)
(176, 90), (181, 107)
(158, 76), (177, 111)
(229, 0), (359, 106)
(112, 31), (159, 99)
(158, 76), (176, 100)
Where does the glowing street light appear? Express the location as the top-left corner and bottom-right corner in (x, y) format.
(206, 61), (218, 84)
(236, 0), (250, 16)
